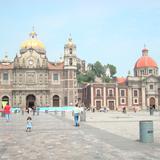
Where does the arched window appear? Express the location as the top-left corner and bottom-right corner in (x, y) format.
(69, 58), (73, 66)
(69, 48), (72, 54)
(96, 89), (101, 97)
(3, 72), (8, 80)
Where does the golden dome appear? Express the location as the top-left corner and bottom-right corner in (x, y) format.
(20, 30), (45, 53)
(21, 38), (45, 49)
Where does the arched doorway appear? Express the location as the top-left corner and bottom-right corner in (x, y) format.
(26, 95), (36, 109)
(53, 95), (59, 107)
(150, 97), (155, 108)
(96, 101), (101, 110)
(2, 96), (9, 108)
(108, 101), (115, 110)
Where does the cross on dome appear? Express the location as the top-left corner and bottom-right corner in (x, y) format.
(29, 26), (37, 39)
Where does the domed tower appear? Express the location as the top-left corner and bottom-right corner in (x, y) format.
(64, 34), (77, 70)
(63, 35), (78, 106)
(14, 29), (47, 69)
(20, 29), (46, 54)
(134, 47), (158, 77)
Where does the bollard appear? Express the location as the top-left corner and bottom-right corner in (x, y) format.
(45, 110), (48, 113)
(139, 120), (153, 143)
(1, 111), (5, 117)
(150, 108), (154, 116)
(54, 111), (57, 115)
(36, 108), (40, 116)
(61, 111), (65, 117)
(80, 110), (86, 121)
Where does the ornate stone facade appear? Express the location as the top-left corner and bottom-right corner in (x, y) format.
(82, 48), (160, 111)
(0, 31), (79, 109)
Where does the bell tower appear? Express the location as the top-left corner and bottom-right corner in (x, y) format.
(63, 34), (78, 106)
(64, 34), (77, 70)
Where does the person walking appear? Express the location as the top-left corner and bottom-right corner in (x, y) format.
(4, 103), (11, 122)
(73, 105), (81, 127)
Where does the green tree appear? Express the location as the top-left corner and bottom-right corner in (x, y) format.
(76, 61), (117, 84)
(77, 70), (95, 83)
(76, 63), (81, 74)
(93, 61), (105, 77)
(102, 75), (111, 83)
(86, 70), (95, 82)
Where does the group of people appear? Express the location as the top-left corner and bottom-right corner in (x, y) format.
(1, 103), (33, 132)
(1, 103), (84, 131)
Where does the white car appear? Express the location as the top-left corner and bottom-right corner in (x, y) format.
(99, 107), (109, 112)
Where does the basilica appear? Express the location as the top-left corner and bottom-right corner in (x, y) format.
(0, 30), (160, 111)
(0, 30), (80, 108)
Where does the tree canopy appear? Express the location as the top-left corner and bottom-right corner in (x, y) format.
(77, 61), (117, 84)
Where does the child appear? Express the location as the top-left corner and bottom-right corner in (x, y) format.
(26, 116), (32, 132)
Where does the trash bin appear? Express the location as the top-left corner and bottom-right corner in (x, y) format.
(139, 120), (153, 143)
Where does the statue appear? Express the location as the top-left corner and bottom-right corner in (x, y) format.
(106, 67), (111, 77)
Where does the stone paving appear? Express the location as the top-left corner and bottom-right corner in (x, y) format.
(81, 111), (160, 143)
(0, 111), (160, 160)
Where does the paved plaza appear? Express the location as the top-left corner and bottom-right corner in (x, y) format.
(0, 111), (160, 160)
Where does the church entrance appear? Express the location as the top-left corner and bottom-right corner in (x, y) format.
(53, 95), (59, 107)
(96, 101), (101, 110)
(26, 95), (36, 109)
(149, 97), (155, 108)
(108, 101), (114, 110)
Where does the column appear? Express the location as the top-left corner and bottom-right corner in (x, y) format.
(115, 84), (118, 110)
(128, 87), (132, 110)
(91, 85), (94, 108)
(142, 87), (146, 110)
(103, 86), (106, 107)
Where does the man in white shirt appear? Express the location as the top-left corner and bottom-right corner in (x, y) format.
(73, 105), (82, 127)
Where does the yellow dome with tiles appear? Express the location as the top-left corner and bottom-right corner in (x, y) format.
(20, 31), (46, 54)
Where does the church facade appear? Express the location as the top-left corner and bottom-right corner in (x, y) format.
(82, 48), (160, 111)
(0, 31), (79, 108)
(1, 31), (159, 111)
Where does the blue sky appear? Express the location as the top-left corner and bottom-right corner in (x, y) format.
(1, 0), (160, 76)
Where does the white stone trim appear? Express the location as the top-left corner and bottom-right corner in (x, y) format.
(52, 72), (60, 84)
(95, 88), (102, 96)
(133, 97), (139, 105)
(119, 89), (126, 97)
(95, 99), (102, 108)
(108, 88), (114, 96)
(132, 89), (139, 97)
(120, 98), (126, 105)
(107, 99), (115, 109)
